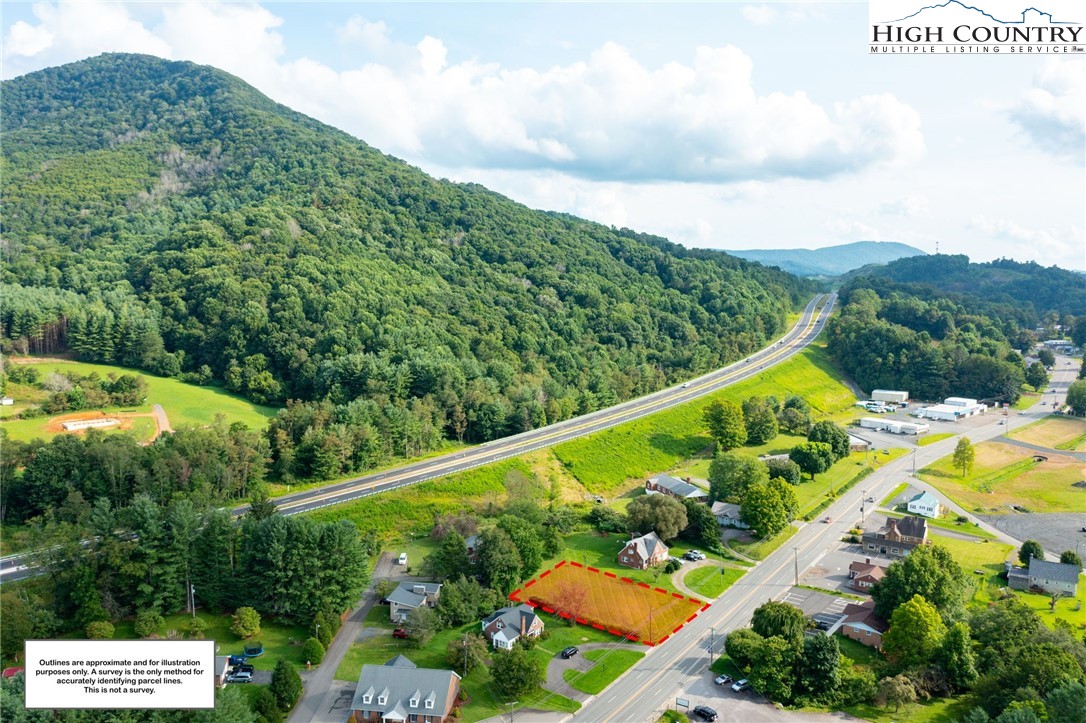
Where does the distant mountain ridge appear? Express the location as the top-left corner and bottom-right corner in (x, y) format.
(727, 241), (926, 278)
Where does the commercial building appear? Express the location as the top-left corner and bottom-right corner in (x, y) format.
(871, 390), (909, 404)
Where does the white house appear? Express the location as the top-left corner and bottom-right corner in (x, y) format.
(711, 501), (749, 529)
(906, 491), (942, 519)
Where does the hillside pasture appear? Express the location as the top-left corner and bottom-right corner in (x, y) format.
(513, 562), (705, 645)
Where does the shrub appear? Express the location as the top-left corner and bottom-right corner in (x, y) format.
(664, 559), (682, 574)
(231, 606), (261, 639)
(133, 610), (164, 638)
(86, 621), (114, 640)
(301, 637), (325, 665)
(187, 617), (208, 640)
(270, 658), (303, 712)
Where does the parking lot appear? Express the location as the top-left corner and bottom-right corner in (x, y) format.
(680, 668), (851, 722)
(799, 537), (897, 597)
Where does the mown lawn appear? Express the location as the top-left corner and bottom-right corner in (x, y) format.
(683, 565), (746, 599)
(844, 696), (973, 723)
(515, 563), (703, 643)
(551, 345), (857, 494)
(972, 566), (1086, 630)
(834, 633), (882, 666)
(917, 432), (955, 447)
(880, 482), (909, 508)
(563, 648), (645, 694)
(2, 358), (277, 442)
(919, 440), (1085, 514)
(929, 533), (1013, 573)
(1008, 415), (1086, 451)
(730, 523), (798, 560)
(337, 611), (623, 721)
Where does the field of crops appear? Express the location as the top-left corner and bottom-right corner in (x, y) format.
(513, 562), (706, 645)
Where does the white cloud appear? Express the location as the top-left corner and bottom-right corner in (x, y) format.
(1008, 59), (1085, 162)
(970, 216), (1078, 260)
(829, 218), (883, 241)
(741, 5), (778, 25)
(1, 3), (925, 185)
(880, 194), (930, 217)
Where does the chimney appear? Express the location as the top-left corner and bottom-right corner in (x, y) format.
(865, 557), (871, 564)
(521, 612), (527, 637)
(413, 585), (425, 595)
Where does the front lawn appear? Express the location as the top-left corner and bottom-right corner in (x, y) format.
(730, 523), (798, 560)
(844, 695), (973, 723)
(563, 648), (645, 694)
(917, 432), (955, 447)
(683, 566), (746, 599)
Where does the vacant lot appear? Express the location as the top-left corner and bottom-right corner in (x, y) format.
(1009, 415), (1086, 451)
(919, 440), (1084, 514)
(514, 562), (705, 645)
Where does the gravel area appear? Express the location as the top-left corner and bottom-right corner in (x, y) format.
(979, 513), (1086, 557)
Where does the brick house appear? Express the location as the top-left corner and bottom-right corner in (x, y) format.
(839, 599), (887, 648)
(848, 558), (888, 592)
(481, 604), (544, 650)
(862, 516), (928, 558)
(350, 655), (460, 723)
(645, 474), (709, 503)
(618, 531), (669, 570)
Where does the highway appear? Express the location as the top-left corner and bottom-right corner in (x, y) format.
(0, 293), (834, 582)
(571, 360), (1078, 723)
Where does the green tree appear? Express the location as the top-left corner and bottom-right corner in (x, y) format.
(301, 637), (325, 665)
(953, 437), (976, 477)
(1059, 550), (1082, 569)
(1046, 681), (1086, 723)
(254, 688), (285, 723)
(231, 607), (261, 639)
(625, 494), (688, 541)
(436, 576), (504, 627)
(998, 702), (1045, 723)
(85, 621), (115, 640)
(405, 605), (440, 648)
(724, 627), (764, 671)
(748, 635), (799, 702)
(703, 400), (747, 451)
(1025, 361), (1049, 391)
(477, 527), (523, 596)
(498, 515), (544, 578)
(878, 674), (917, 712)
(742, 396), (779, 445)
(740, 480), (789, 538)
(798, 633), (840, 699)
(871, 544), (967, 619)
(708, 451), (769, 502)
(312, 612), (333, 647)
(270, 657), (303, 712)
(1067, 380), (1086, 416)
(764, 457), (801, 486)
(769, 477), (799, 521)
(808, 420), (850, 461)
(751, 601), (805, 647)
(935, 621), (977, 691)
(884, 595), (946, 668)
(1038, 349), (1056, 368)
(491, 646), (544, 697)
(1019, 540), (1045, 566)
(446, 633), (489, 675)
(681, 498), (721, 551)
(134, 610), (165, 638)
(777, 395), (812, 434)
(789, 442), (834, 480)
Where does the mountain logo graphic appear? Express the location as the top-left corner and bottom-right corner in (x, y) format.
(885, 0), (1078, 24)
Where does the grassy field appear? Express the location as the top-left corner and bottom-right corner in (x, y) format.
(1012, 392), (1041, 410)
(1, 358), (276, 442)
(337, 610), (620, 721)
(551, 345), (857, 494)
(683, 565), (746, 599)
(929, 533), (1013, 573)
(844, 696), (973, 723)
(1009, 415), (1086, 451)
(973, 571), (1086, 630)
(919, 440), (1085, 514)
(515, 563), (704, 644)
(880, 482), (909, 508)
(563, 648), (645, 694)
(835, 633), (881, 666)
(917, 432), (955, 447)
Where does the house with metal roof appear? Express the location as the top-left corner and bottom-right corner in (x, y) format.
(349, 655), (461, 723)
(645, 474), (708, 502)
(388, 582), (443, 623)
(906, 491), (942, 519)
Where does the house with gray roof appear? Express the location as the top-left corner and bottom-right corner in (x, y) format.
(646, 474), (709, 503)
(481, 604), (544, 650)
(1008, 557), (1080, 596)
(618, 531), (669, 569)
(388, 582), (443, 623)
(711, 501), (748, 529)
(862, 516), (928, 558)
(349, 655), (461, 723)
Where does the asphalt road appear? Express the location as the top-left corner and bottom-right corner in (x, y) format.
(571, 361), (1077, 723)
(0, 293), (833, 583)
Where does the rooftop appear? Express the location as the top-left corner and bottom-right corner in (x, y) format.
(1028, 557), (1081, 584)
(351, 656), (459, 717)
(649, 474), (708, 498)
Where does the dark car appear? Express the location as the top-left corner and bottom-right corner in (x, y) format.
(228, 655), (246, 666)
(392, 628), (409, 639)
(560, 646), (579, 659)
(231, 663), (254, 675)
(692, 705), (718, 721)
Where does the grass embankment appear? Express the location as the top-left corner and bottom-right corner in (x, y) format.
(564, 648), (645, 694)
(917, 432), (955, 447)
(683, 566), (746, 599)
(1, 358), (276, 442)
(337, 610), (624, 721)
(551, 345), (857, 494)
(880, 482), (909, 508)
(730, 524), (798, 561)
(918, 440), (1084, 514)
(1008, 415), (1086, 452)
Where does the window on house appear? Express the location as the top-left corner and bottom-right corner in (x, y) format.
(425, 700), (434, 710)
(865, 630), (871, 636)
(378, 696), (387, 706)
(363, 695), (372, 704)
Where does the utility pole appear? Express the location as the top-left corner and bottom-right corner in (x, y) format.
(189, 585), (196, 620)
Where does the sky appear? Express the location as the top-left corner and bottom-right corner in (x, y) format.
(2, 1), (1084, 270)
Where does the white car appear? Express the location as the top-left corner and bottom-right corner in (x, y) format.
(681, 382), (691, 389)
(398, 552), (408, 566)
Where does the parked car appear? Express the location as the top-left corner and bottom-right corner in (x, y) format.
(392, 628), (409, 639)
(227, 655), (246, 666)
(713, 674), (733, 686)
(231, 663), (254, 675)
(683, 550), (706, 561)
(668, 556), (686, 565)
(560, 646), (579, 659)
(692, 705), (718, 721)
(998, 419), (1006, 425)
(226, 672), (252, 684)
(731, 679), (751, 692)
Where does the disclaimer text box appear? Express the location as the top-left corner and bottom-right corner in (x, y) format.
(25, 640), (215, 709)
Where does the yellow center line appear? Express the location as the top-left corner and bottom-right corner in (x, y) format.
(276, 296), (832, 512)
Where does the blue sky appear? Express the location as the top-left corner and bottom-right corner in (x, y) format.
(3, 1), (1083, 269)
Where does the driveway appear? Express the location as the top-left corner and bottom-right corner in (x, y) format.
(543, 642), (614, 703)
(979, 513), (1086, 559)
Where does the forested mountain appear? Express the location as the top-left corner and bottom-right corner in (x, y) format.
(1, 53), (813, 449)
(728, 241), (925, 278)
(846, 255), (1086, 319)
